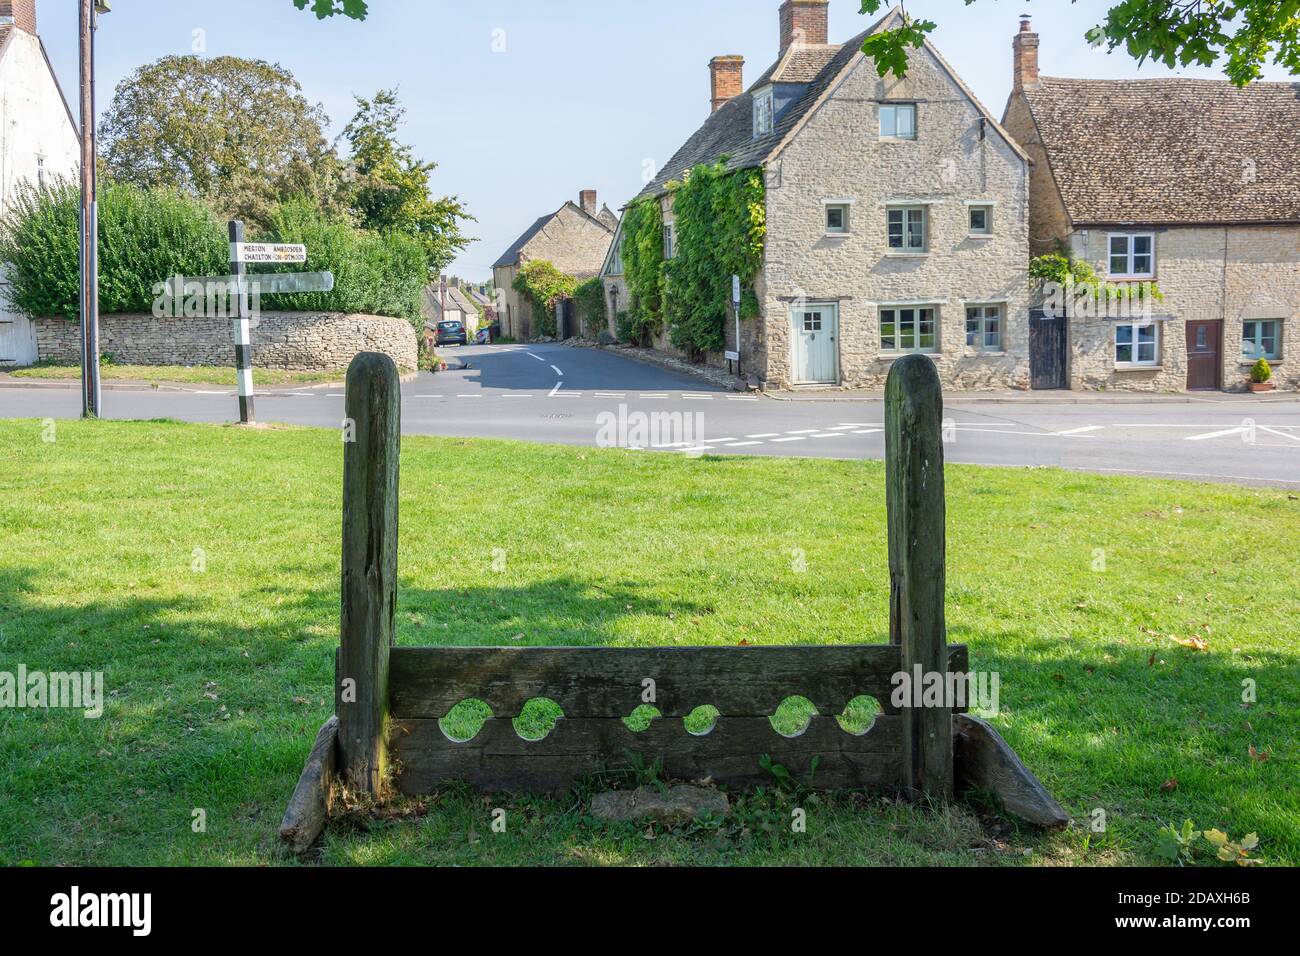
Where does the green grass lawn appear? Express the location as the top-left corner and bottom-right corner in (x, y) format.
(9, 363), (346, 387)
(0, 419), (1294, 866)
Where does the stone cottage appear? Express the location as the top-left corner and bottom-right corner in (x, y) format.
(0, 0), (80, 367)
(492, 190), (617, 341)
(1002, 17), (1300, 392)
(604, 1), (1032, 390)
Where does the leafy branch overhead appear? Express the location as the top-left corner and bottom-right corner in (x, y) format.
(293, 0), (369, 19)
(859, 0), (1300, 85)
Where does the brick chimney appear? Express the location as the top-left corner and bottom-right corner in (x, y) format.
(710, 55), (744, 113)
(1013, 15), (1040, 92)
(579, 190), (598, 217)
(0, 0), (37, 34)
(780, 0), (828, 54)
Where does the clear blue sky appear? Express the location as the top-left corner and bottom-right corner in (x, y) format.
(36, 0), (1293, 280)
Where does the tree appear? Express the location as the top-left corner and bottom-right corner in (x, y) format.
(99, 56), (348, 229)
(342, 89), (474, 276)
(294, 0), (368, 18)
(860, 0), (1300, 86)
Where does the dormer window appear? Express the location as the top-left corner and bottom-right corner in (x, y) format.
(753, 88), (774, 137)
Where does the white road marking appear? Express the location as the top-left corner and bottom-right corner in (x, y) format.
(1259, 425), (1300, 444)
(809, 433), (846, 439)
(1089, 466), (1300, 485)
(727, 396), (760, 402)
(1186, 426), (1250, 441)
(1055, 425), (1105, 436)
(826, 425), (859, 431)
(194, 390), (229, 395)
(526, 353), (546, 362)
(549, 383), (562, 397)
(594, 391), (626, 398)
(683, 394), (713, 401)
(640, 392), (668, 399)
(457, 394), (482, 399)
(852, 429), (883, 435)
(702, 438), (739, 444)
(551, 365), (564, 376)
(722, 441), (762, 447)
(501, 394), (532, 399)
(771, 436), (806, 443)
(786, 429), (820, 435)
(746, 433), (780, 439)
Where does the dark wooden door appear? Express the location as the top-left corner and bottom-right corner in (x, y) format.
(1186, 319), (1222, 390)
(1029, 309), (1068, 390)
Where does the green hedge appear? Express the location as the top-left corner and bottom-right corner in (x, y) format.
(573, 276), (607, 338)
(0, 181), (426, 326)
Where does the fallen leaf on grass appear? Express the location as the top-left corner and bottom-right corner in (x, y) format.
(1248, 746), (1270, 763)
(1160, 778), (1178, 793)
(1177, 636), (1210, 652)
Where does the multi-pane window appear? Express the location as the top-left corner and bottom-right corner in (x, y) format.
(880, 104), (916, 140)
(880, 306), (938, 353)
(966, 305), (1003, 351)
(1243, 319), (1281, 361)
(887, 206), (926, 252)
(663, 223), (676, 259)
(754, 88), (774, 137)
(609, 238), (625, 276)
(969, 205), (993, 235)
(803, 311), (823, 332)
(825, 203), (850, 234)
(1116, 322), (1159, 366)
(1108, 234), (1155, 277)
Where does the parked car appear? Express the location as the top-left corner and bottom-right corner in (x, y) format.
(435, 321), (467, 346)
(474, 328), (492, 345)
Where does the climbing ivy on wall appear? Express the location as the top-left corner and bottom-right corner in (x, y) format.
(619, 198), (666, 346)
(512, 259), (576, 338)
(664, 161), (766, 358)
(620, 159), (766, 357)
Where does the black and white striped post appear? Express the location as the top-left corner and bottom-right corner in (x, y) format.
(229, 220), (255, 424)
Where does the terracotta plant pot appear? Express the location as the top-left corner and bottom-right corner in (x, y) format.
(1248, 382), (1275, 393)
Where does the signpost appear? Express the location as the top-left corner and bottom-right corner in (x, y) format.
(170, 220), (331, 425)
(725, 274), (741, 372)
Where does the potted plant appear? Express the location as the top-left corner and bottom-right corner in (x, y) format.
(1248, 358), (1275, 393)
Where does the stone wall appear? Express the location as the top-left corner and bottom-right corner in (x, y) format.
(33, 312), (418, 371)
(1067, 226), (1300, 392)
(761, 42), (1032, 390)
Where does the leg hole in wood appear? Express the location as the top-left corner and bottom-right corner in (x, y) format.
(513, 697), (564, 741)
(439, 698), (491, 743)
(683, 705), (720, 736)
(836, 695), (883, 736)
(623, 704), (663, 733)
(770, 696), (817, 738)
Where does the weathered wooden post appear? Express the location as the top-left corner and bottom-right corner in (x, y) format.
(885, 354), (953, 800)
(337, 352), (401, 795)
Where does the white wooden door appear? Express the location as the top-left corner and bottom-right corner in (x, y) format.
(792, 302), (838, 384)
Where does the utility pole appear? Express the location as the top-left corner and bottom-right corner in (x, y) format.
(78, 0), (108, 418)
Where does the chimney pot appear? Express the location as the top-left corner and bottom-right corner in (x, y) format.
(0, 0), (37, 33)
(579, 190), (598, 216)
(1013, 17), (1040, 92)
(709, 55), (745, 113)
(780, 0), (829, 55)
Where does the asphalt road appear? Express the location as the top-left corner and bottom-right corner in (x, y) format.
(3, 343), (1298, 488)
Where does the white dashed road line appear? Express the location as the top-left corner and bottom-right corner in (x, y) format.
(551, 365), (564, 376)
(526, 353), (546, 362)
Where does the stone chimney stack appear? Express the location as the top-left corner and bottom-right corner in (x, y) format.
(780, 0), (829, 55)
(0, 0), (37, 34)
(579, 190), (598, 217)
(709, 56), (745, 113)
(1013, 15), (1040, 92)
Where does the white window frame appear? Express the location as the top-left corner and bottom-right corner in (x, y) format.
(965, 304), (1004, 353)
(609, 238), (625, 276)
(1115, 320), (1160, 368)
(1108, 232), (1156, 279)
(880, 305), (939, 355)
(879, 103), (917, 140)
(968, 204), (994, 236)
(886, 205), (927, 253)
(753, 87), (775, 137)
(824, 200), (852, 235)
(1242, 319), (1281, 361)
(663, 222), (676, 260)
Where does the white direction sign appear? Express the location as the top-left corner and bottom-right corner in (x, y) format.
(232, 242), (308, 264)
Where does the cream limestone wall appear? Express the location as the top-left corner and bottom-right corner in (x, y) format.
(1067, 226), (1300, 391)
(0, 29), (80, 366)
(760, 44), (1031, 390)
